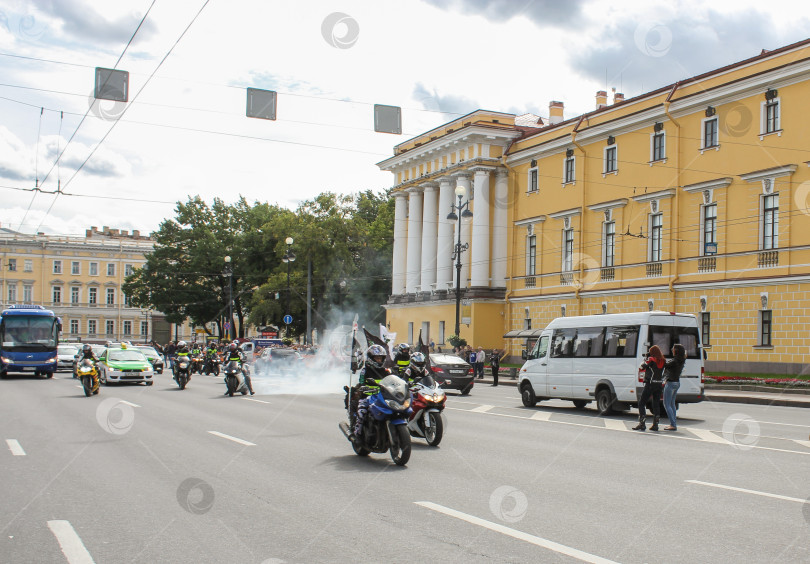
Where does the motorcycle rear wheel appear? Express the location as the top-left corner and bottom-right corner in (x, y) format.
(424, 412), (444, 447)
(389, 424), (411, 466)
(352, 441), (370, 456)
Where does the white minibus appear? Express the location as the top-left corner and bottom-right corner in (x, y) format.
(518, 311), (705, 415)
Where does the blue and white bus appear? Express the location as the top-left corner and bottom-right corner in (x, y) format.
(0, 305), (61, 379)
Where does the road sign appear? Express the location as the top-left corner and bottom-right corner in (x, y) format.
(704, 242), (717, 255)
(283, 314), (293, 325)
(224, 322), (231, 331)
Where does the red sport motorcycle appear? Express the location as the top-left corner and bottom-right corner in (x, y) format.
(406, 373), (446, 446)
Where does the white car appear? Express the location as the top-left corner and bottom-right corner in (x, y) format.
(56, 344), (79, 371)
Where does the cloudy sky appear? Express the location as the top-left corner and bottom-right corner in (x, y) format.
(0, 0), (807, 236)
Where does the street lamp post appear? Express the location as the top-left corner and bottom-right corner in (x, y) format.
(447, 185), (473, 338)
(224, 256), (233, 341)
(281, 237), (295, 330)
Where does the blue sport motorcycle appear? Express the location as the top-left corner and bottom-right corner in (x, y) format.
(340, 374), (413, 466)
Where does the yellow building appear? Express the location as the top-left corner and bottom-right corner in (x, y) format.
(0, 225), (190, 344)
(379, 38), (810, 374)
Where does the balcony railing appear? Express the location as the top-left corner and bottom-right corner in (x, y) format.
(524, 276), (536, 288)
(645, 262), (662, 278)
(560, 272), (573, 286)
(757, 250), (778, 267)
(600, 267), (614, 282)
(698, 257), (716, 272)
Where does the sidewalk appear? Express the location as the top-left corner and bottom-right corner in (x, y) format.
(474, 371), (810, 409)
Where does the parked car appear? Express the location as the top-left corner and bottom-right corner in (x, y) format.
(57, 344), (79, 372)
(255, 347), (303, 373)
(427, 353), (475, 395)
(97, 345), (154, 385)
(72, 344), (108, 378)
(136, 346), (165, 374)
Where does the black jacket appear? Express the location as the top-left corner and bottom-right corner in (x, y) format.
(641, 358), (665, 387)
(663, 357), (685, 383)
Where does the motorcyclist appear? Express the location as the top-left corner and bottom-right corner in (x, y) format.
(79, 343), (97, 362)
(393, 343), (411, 376)
(403, 351), (428, 385)
(203, 342), (219, 373)
(173, 341), (191, 382)
(352, 344), (392, 439)
(223, 342), (254, 395)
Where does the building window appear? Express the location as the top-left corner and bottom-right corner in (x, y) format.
(7, 284), (16, 302)
(70, 319), (79, 334)
(106, 320), (115, 336)
(107, 263), (115, 277)
(71, 261), (80, 275)
(52, 286), (62, 304)
(438, 321), (445, 345)
(53, 260), (62, 274)
(603, 145), (617, 174)
(141, 321), (149, 337)
(759, 310), (772, 346)
(71, 287), (80, 304)
(24, 259), (32, 272)
(527, 235), (537, 275)
(106, 288), (115, 306)
(23, 285), (33, 302)
(762, 98), (780, 134)
(123, 320), (132, 335)
(651, 131), (665, 162)
(124, 293), (131, 307)
(125, 264), (134, 277)
(701, 312), (711, 346)
(7, 258), (16, 272)
(89, 262), (98, 276)
(762, 194), (779, 250)
(702, 117), (718, 149)
(563, 155), (575, 184)
(603, 221), (615, 267)
(649, 213), (663, 262)
(88, 320), (97, 335)
(563, 228), (574, 271)
(89, 287), (98, 305)
(528, 168), (538, 193)
(702, 204), (717, 255)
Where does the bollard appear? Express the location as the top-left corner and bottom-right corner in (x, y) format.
(509, 367), (517, 380)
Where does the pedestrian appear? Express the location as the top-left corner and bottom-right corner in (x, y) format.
(663, 344), (686, 431)
(490, 348), (500, 386)
(633, 345), (665, 431)
(164, 341), (176, 370)
(475, 346), (485, 379)
(429, 338), (435, 353)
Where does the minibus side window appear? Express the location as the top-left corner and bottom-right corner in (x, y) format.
(604, 326), (639, 357)
(534, 335), (549, 358)
(574, 327), (604, 357)
(551, 329), (575, 358)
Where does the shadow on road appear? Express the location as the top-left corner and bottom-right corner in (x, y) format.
(319, 454), (409, 472)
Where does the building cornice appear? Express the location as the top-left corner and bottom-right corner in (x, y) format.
(514, 215), (546, 226)
(739, 164), (798, 182)
(682, 177), (733, 193)
(632, 189), (676, 204)
(587, 198), (629, 212)
(548, 208), (582, 219)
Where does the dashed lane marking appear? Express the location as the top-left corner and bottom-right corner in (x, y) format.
(684, 428), (730, 444)
(793, 439), (810, 449)
(6, 439), (25, 456)
(47, 520), (95, 564)
(602, 419), (627, 432)
(686, 480), (806, 504)
(207, 431), (256, 446)
(415, 502), (619, 564)
(469, 405), (494, 413)
(243, 397), (271, 404)
(530, 411), (551, 421)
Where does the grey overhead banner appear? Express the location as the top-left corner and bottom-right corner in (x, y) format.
(502, 329), (543, 338)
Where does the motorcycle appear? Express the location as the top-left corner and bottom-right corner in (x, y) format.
(223, 360), (249, 396)
(78, 359), (99, 397)
(174, 356), (192, 390)
(190, 355), (204, 375)
(406, 373), (446, 446)
(203, 354), (221, 376)
(339, 374), (413, 466)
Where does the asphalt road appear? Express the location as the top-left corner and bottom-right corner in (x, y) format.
(1, 371), (809, 563)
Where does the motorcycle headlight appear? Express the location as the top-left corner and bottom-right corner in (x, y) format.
(386, 398), (411, 411)
(179, 362), (188, 369)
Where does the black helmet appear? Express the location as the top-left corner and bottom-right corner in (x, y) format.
(82, 344), (92, 354)
(410, 352), (426, 375)
(366, 344), (387, 369)
(228, 342), (238, 352)
(398, 343), (410, 353)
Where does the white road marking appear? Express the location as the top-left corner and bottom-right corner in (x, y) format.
(207, 431), (256, 446)
(6, 439), (25, 456)
(47, 520), (95, 564)
(469, 405), (494, 413)
(415, 501), (619, 564)
(686, 480), (806, 504)
(793, 440), (810, 449)
(243, 397), (270, 404)
(530, 411), (551, 421)
(602, 419), (627, 432)
(684, 428), (730, 444)
(118, 400), (140, 408)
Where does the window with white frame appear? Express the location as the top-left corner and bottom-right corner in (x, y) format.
(89, 287), (98, 304)
(651, 131), (665, 161)
(107, 263), (115, 276)
(71, 286), (80, 304)
(52, 286), (62, 304)
(89, 262), (98, 276)
(562, 228), (574, 271)
(702, 203), (717, 255)
(125, 264), (134, 277)
(528, 167), (538, 193)
(124, 293), (131, 307)
(53, 260), (62, 274)
(141, 321), (148, 336)
(702, 117), (718, 149)
(88, 319), (97, 335)
(603, 221), (615, 267)
(106, 288), (115, 306)
(563, 155), (575, 184)
(527, 235), (537, 275)
(762, 97), (780, 134)
(603, 145), (617, 174)
(24, 259), (32, 272)
(7, 258), (16, 271)
(106, 320), (115, 336)
(762, 193), (779, 250)
(23, 284), (32, 302)
(71, 261), (80, 275)
(70, 319), (79, 335)
(758, 310), (772, 346)
(649, 213), (663, 262)
(7, 284), (16, 302)
(123, 320), (132, 335)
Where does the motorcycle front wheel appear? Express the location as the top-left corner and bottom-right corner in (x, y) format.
(424, 412), (444, 447)
(389, 424), (411, 466)
(178, 374), (187, 390)
(81, 375), (92, 397)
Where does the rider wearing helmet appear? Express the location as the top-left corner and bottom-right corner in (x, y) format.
(74, 343), (97, 378)
(172, 341), (191, 381)
(353, 344), (393, 439)
(223, 342), (254, 395)
(404, 351), (427, 384)
(393, 343), (411, 376)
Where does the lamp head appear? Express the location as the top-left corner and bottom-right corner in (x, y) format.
(447, 211), (459, 221)
(454, 185), (465, 198)
(224, 256), (231, 263)
(461, 209), (474, 221)
(285, 237), (294, 245)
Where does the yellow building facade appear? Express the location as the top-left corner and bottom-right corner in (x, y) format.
(380, 39), (810, 374)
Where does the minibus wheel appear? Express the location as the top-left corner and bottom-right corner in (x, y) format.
(521, 383), (537, 407)
(596, 389), (615, 415)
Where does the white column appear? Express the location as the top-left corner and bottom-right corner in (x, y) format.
(420, 183), (438, 291)
(471, 168), (492, 287)
(491, 168), (508, 288)
(436, 177), (454, 290)
(453, 172), (472, 287)
(392, 192), (408, 295)
(405, 187), (423, 294)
